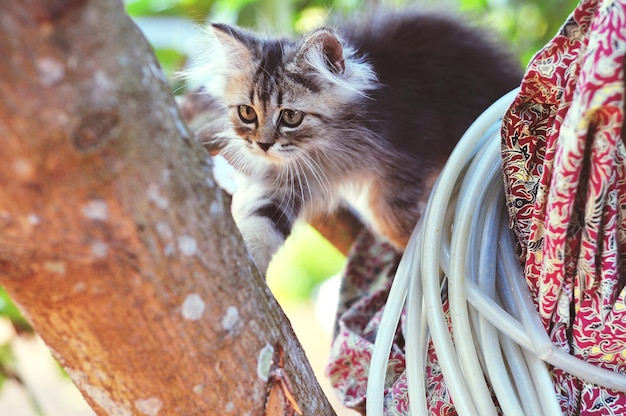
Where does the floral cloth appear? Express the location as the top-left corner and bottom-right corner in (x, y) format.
(326, 0), (626, 414)
(502, 0), (626, 413)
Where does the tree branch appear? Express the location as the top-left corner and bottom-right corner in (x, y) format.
(0, 1), (336, 414)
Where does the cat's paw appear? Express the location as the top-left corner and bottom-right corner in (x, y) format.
(234, 214), (284, 274)
(230, 175), (287, 275)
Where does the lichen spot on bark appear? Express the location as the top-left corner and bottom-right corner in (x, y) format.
(221, 306), (239, 331)
(257, 344), (274, 381)
(13, 158), (35, 181)
(90, 240), (108, 258)
(36, 57), (65, 87)
(134, 397), (163, 416)
(181, 293), (205, 321)
(177, 235), (197, 256)
(43, 260), (66, 275)
(147, 184), (169, 209)
(81, 199), (109, 221)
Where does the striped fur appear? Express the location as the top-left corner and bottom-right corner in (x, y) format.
(186, 10), (521, 273)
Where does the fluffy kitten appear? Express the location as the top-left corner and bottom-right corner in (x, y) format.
(185, 10), (521, 273)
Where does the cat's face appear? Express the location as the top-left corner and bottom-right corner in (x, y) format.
(222, 56), (332, 166)
(187, 24), (378, 175)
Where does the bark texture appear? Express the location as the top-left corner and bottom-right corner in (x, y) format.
(0, 1), (336, 415)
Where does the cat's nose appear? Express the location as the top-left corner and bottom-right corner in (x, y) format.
(257, 142), (273, 152)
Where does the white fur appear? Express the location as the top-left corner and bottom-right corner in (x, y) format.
(303, 40), (378, 100)
(212, 154), (237, 194)
(230, 173), (284, 272)
(181, 26), (242, 97)
(338, 180), (378, 234)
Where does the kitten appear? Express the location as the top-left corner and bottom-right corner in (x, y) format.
(185, 9), (521, 273)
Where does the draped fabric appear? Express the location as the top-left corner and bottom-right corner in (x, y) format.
(501, 0), (626, 413)
(326, 0), (626, 414)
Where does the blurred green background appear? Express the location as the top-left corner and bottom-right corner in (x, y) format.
(127, 0), (580, 79)
(0, 0), (579, 412)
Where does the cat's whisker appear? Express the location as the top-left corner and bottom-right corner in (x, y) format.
(288, 159), (304, 207)
(301, 152), (331, 196)
(312, 149), (342, 173)
(219, 146), (239, 161)
(251, 5), (274, 32)
(290, 159), (312, 223)
(172, 84), (187, 95)
(295, 158), (313, 210)
(266, 160), (292, 223)
(277, 163), (292, 215)
(222, 147), (252, 174)
(307, 154), (331, 191)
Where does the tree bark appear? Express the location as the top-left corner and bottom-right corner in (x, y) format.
(0, 1), (337, 415)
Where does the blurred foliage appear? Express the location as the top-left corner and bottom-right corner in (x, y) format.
(0, 288), (42, 414)
(267, 225), (345, 304)
(458, 0), (580, 66)
(0, 289), (30, 334)
(126, 0), (581, 69)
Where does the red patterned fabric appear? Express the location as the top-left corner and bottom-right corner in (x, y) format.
(326, 231), (410, 415)
(327, 231), (460, 415)
(502, 0), (626, 413)
(326, 0), (626, 414)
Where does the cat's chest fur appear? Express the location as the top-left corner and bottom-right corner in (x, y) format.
(336, 180), (378, 236)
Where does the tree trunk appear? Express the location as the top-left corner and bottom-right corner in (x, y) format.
(0, 1), (337, 415)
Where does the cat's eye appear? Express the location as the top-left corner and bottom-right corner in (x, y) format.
(280, 109), (304, 128)
(238, 105), (257, 124)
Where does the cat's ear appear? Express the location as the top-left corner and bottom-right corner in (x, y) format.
(181, 23), (255, 96)
(299, 29), (345, 75)
(209, 23), (254, 64)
